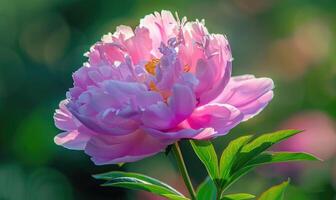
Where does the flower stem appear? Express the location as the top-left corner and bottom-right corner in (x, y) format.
(172, 142), (197, 200)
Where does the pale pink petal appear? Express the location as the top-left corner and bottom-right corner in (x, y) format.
(213, 75), (274, 120)
(140, 10), (178, 56)
(54, 130), (91, 150)
(54, 100), (77, 131)
(187, 103), (244, 137)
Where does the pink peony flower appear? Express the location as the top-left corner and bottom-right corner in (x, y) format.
(54, 10), (274, 165)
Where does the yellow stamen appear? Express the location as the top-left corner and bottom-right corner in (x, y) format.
(149, 81), (169, 103)
(145, 58), (160, 75)
(146, 59), (191, 103)
(149, 81), (159, 92)
(184, 64), (191, 72)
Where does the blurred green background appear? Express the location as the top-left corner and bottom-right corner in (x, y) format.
(0, 0), (335, 199)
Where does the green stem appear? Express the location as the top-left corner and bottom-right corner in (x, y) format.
(172, 142), (197, 200)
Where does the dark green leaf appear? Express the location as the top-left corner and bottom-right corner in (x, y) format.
(190, 140), (219, 182)
(93, 171), (186, 199)
(221, 193), (255, 200)
(221, 166), (254, 193)
(196, 177), (217, 200)
(258, 180), (290, 200)
(165, 144), (173, 155)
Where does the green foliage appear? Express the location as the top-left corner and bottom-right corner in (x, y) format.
(93, 171), (187, 200)
(190, 140), (219, 183)
(219, 136), (253, 186)
(196, 177), (217, 200)
(246, 151), (320, 168)
(258, 180), (290, 200)
(189, 129), (320, 199)
(221, 193), (255, 200)
(93, 130), (320, 200)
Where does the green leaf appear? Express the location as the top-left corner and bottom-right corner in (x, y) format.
(221, 193), (255, 200)
(258, 180), (290, 200)
(190, 140), (219, 182)
(220, 130), (304, 192)
(220, 166), (254, 194)
(196, 177), (217, 200)
(246, 151), (321, 168)
(240, 130), (302, 161)
(93, 171), (187, 200)
(219, 135), (253, 185)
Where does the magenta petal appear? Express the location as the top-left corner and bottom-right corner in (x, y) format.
(84, 129), (167, 165)
(187, 103), (244, 136)
(169, 84), (196, 121)
(213, 75), (274, 120)
(141, 102), (175, 130)
(144, 127), (204, 142)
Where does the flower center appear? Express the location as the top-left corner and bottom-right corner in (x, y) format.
(145, 58), (160, 75)
(144, 58), (191, 102)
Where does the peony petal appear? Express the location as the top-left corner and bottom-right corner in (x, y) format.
(54, 130), (91, 150)
(84, 129), (167, 165)
(140, 10), (178, 56)
(169, 84), (196, 121)
(213, 75), (274, 120)
(54, 100), (77, 131)
(187, 103), (244, 137)
(141, 102), (175, 130)
(144, 127), (204, 142)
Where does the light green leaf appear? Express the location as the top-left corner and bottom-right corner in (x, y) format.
(196, 177), (217, 200)
(220, 130), (304, 192)
(221, 193), (255, 200)
(240, 130), (302, 161)
(93, 171), (186, 200)
(246, 151), (321, 168)
(93, 171), (181, 195)
(190, 140), (219, 182)
(219, 135), (252, 185)
(258, 180), (290, 200)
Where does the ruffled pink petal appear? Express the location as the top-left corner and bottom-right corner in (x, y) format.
(187, 103), (244, 137)
(141, 83), (196, 130)
(141, 102), (175, 130)
(169, 84), (196, 120)
(68, 80), (161, 135)
(84, 129), (167, 165)
(144, 127), (204, 142)
(180, 22), (232, 105)
(213, 75), (274, 121)
(191, 128), (217, 140)
(54, 130), (91, 150)
(54, 100), (91, 150)
(122, 27), (153, 64)
(140, 10), (178, 56)
(54, 100), (77, 131)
